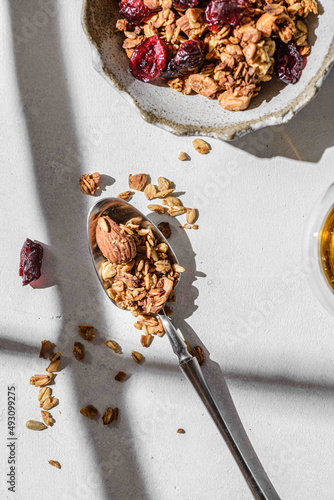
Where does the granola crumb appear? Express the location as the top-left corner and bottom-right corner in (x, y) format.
(158, 221), (171, 239)
(192, 139), (210, 155)
(105, 340), (121, 353)
(41, 410), (54, 426)
(129, 173), (148, 191)
(78, 325), (95, 342)
(178, 152), (188, 161)
(80, 405), (98, 420)
(79, 173), (101, 196)
(193, 346), (205, 366)
(117, 190), (133, 201)
(131, 351), (143, 364)
(177, 428), (185, 434)
(49, 460), (61, 469)
(73, 342), (85, 361)
(115, 371), (126, 382)
(102, 407), (119, 425)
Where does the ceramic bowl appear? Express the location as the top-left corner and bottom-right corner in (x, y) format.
(82, 0), (334, 140)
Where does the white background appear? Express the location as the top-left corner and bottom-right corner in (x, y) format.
(1, 1), (334, 499)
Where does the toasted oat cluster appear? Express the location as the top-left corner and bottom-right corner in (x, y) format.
(97, 216), (184, 337)
(116, 0), (318, 110)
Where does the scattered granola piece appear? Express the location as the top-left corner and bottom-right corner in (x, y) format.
(186, 208), (197, 225)
(73, 342), (85, 361)
(26, 420), (47, 431)
(42, 397), (58, 410)
(30, 373), (53, 387)
(177, 428), (185, 434)
(105, 340), (121, 353)
(192, 225), (199, 230)
(192, 139), (210, 155)
(78, 325), (95, 342)
(144, 184), (158, 200)
(147, 204), (165, 214)
(49, 460), (61, 469)
(168, 206), (187, 217)
(157, 177), (171, 191)
(102, 407), (119, 425)
(184, 341), (192, 354)
(178, 152), (187, 161)
(117, 190), (133, 201)
(80, 405), (98, 420)
(41, 410), (54, 426)
(115, 371), (126, 382)
(155, 188), (175, 199)
(131, 351), (143, 364)
(158, 222), (171, 239)
(193, 346), (205, 366)
(46, 352), (61, 373)
(172, 264), (185, 273)
(79, 173), (101, 195)
(140, 333), (153, 347)
(165, 196), (182, 208)
(164, 306), (173, 316)
(129, 173), (148, 191)
(39, 340), (55, 359)
(38, 387), (52, 404)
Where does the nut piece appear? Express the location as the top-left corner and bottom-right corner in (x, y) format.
(38, 386), (52, 404)
(79, 173), (101, 195)
(157, 177), (171, 191)
(105, 340), (121, 353)
(158, 222), (171, 239)
(129, 173), (147, 191)
(39, 340), (55, 359)
(73, 342), (85, 361)
(102, 407), (119, 425)
(80, 405), (98, 420)
(78, 325), (95, 342)
(115, 371), (126, 382)
(96, 216), (137, 264)
(30, 373), (53, 387)
(41, 410), (54, 426)
(131, 351), (143, 364)
(140, 333), (153, 348)
(178, 152), (187, 161)
(177, 428), (185, 434)
(42, 397), (58, 410)
(144, 184), (158, 200)
(147, 204), (165, 214)
(49, 460), (61, 469)
(26, 420), (47, 431)
(117, 190), (133, 201)
(192, 139), (210, 155)
(193, 346), (205, 366)
(186, 208), (197, 225)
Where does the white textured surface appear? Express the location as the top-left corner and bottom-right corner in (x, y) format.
(1, 2), (334, 500)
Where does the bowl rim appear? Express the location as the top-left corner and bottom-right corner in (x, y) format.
(82, 0), (334, 141)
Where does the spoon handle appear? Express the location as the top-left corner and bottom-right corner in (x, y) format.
(159, 314), (281, 500)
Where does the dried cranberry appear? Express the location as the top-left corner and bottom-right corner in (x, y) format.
(275, 41), (304, 85)
(130, 35), (167, 82)
(173, 0), (201, 10)
(162, 40), (206, 78)
(119, 0), (150, 24)
(19, 239), (43, 286)
(205, 0), (249, 31)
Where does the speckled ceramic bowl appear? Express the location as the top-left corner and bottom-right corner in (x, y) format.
(82, 0), (334, 140)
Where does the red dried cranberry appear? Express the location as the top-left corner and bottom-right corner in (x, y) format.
(119, 0), (150, 24)
(162, 40), (206, 78)
(275, 41), (304, 85)
(19, 238), (43, 286)
(205, 0), (249, 31)
(173, 0), (201, 10)
(130, 35), (167, 82)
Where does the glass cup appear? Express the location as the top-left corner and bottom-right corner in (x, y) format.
(303, 183), (334, 315)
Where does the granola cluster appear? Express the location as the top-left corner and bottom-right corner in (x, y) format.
(116, 0), (318, 110)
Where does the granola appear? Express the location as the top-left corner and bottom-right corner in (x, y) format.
(116, 0), (317, 110)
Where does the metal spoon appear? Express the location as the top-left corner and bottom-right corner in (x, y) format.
(87, 197), (281, 500)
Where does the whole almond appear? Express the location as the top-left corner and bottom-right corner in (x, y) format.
(26, 420), (47, 431)
(96, 216), (137, 264)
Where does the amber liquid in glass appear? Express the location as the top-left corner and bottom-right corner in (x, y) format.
(319, 206), (334, 291)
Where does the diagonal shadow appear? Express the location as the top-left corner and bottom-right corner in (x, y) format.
(8, 1), (147, 499)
